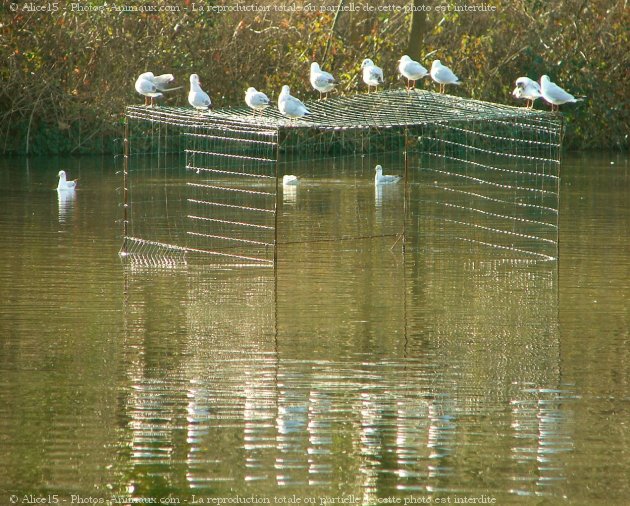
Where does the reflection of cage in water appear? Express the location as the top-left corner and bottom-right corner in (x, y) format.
(122, 89), (562, 266)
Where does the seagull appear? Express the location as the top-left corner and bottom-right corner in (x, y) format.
(398, 55), (428, 90)
(134, 72), (180, 106)
(512, 77), (542, 109)
(361, 58), (384, 93)
(540, 75), (583, 111)
(188, 74), (212, 112)
(278, 85), (310, 121)
(310, 62), (336, 100)
(430, 60), (461, 93)
(282, 175), (299, 186)
(57, 170), (77, 191)
(245, 87), (270, 115)
(374, 165), (401, 185)
(135, 72), (163, 106)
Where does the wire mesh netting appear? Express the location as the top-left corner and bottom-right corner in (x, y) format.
(121, 89), (562, 265)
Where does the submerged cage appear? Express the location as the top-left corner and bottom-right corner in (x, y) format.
(122, 89), (562, 266)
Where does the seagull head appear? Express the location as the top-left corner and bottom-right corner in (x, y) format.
(375, 164), (383, 174)
(361, 58), (374, 69)
(58, 170), (66, 178)
(190, 73), (201, 86)
(431, 60), (442, 70)
(246, 87), (257, 94)
(399, 55), (411, 64)
(540, 75), (550, 85)
(138, 71), (154, 79)
(280, 85), (291, 95)
(311, 62), (321, 73)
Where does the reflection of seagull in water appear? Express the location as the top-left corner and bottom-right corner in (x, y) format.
(57, 183), (76, 223)
(374, 165), (401, 185)
(57, 170), (77, 191)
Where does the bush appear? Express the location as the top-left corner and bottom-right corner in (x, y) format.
(0, 0), (627, 154)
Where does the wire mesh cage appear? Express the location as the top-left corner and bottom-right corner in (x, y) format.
(121, 89), (562, 266)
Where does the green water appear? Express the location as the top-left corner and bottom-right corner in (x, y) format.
(0, 153), (628, 505)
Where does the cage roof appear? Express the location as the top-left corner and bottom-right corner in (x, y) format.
(126, 88), (562, 132)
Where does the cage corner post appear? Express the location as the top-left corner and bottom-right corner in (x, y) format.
(402, 127), (409, 254)
(121, 115), (129, 257)
(273, 128), (284, 268)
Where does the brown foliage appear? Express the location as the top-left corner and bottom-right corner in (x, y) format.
(0, 0), (627, 153)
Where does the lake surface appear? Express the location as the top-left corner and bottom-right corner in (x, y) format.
(0, 153), (628, 505)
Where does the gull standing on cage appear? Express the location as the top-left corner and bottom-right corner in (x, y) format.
(188, 74), (212, 112)
(398, 55), (428, 91)
(245, 87), (270, 115)
(134, 72), (180, 107)
(361, 58), (384, 93)
(540, 75), (583, 111)
(512, 77), (542, 109)
(278, 85), (310, 121)
(430, 60), (461, 93)
(310, 62), (337, 100)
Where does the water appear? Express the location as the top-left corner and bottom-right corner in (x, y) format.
(0, 154), (628, 504)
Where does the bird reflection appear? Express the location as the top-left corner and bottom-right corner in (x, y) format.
(283, 185), (297, 205)
(57, 188), (76, 223)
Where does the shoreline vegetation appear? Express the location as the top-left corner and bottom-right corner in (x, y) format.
(1, 0), (627, 155)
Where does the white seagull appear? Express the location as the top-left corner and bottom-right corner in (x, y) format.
(134, 72), (180, 106)
(245, 87), (270, 115)
(57, 170), (77, 191)
(135, 72), (163, 106)
(310, 62), (337, 100)
(282, 175), (299, 186)
(361, 58), (384, 93)
(430, 60), (461, 93)
(374, 165), (401, 185)
(188, 74), (212, 112)
(540, 75), (583, 111)
(512, 77), (542, 109)
(278, 85), (310, 121)
(398, 55), (428, 90)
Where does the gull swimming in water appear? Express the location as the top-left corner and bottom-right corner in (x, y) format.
(245, 87), (270, 114)
(188, 74), (212, 112)
(282, 175), (299, 186)
(361, 58), (384, 93)
(430, 60), (461, 93)
(398, 55), (428, 90)
(134, 72), (180, 106)
(374, 165), (401, 185)
(310, 62), (336, 100)
(512, 77), (542, 109)
(278, 85), (310, 120)
(57, 170), (77, 191)
(540, 75), (583, 111)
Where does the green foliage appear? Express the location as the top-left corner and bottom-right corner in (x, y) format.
(0, 0), (627, 154)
